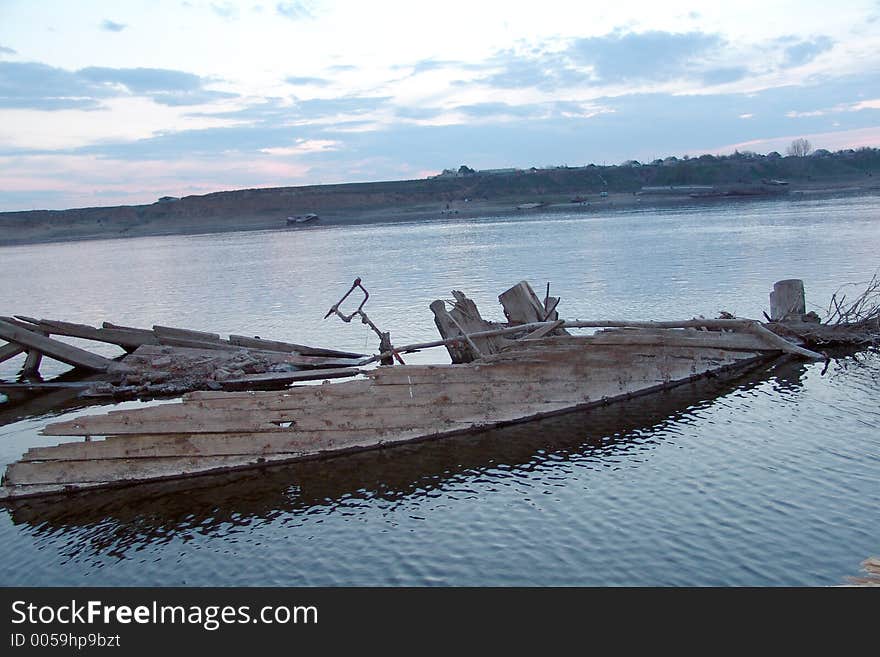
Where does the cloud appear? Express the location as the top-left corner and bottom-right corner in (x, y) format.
(71, 122), (330, 160)
(568, 30), (722, 81)
(285, 75), (331, 86)
(100, 20), (127, 32)
(0, 45), (18, 55)
(702, 66), (749, 85)
(0, 63), (239, 110)
(474, 53), (586, 91)
(469, 30), (726, 92)
(79, 67), (203, 92)
(210, 2), (239, 18)
(276, 2), (311, 20)
(260, 138), (339, 156)
(294, 95), (391, 118)
(781, 36), (834, 67)
(451, 101), (608, 121)
(79, 67), (238, 105)
(0, 61), (109, 110)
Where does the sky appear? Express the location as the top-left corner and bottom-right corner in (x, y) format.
(1, 0), (879, 211)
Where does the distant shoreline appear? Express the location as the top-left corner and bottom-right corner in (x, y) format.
(2, 180), (878, 248)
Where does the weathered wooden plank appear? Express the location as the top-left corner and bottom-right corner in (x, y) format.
(184, 379), (375, 402)
(0, 316), (42, 331)
(34, 318), (158, 348)
(220, 367), (363, 389)
(0, 341), (26, 364)
(585, 329), (771, 351)
(5, 453), (301, 486)
(228, 335), (365, 359)
(42, 408), (301, 436)
(153, 325), (222, 343)
(24, 397), (579, 462)
(0, 320), (114, 372)
(151, 336), (240, 351)
(520, 320), (565, 341)
(186, 381), (588, 411)
(102, 322), (157, 338)
(23, 430), (389, 461)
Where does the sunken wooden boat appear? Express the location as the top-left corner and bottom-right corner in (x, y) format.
(0, 280), (827, 501)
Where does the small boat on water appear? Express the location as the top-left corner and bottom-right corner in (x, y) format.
(286, 213), (319, 225)
(0, 279), (837, 501)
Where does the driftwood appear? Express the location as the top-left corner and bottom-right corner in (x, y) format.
(364, 317), (825, 365)
(823, 272), (880, 326)
(430, 291), (509, 363)
(0, 316), (366, 399)
(0, 319), (115, 372)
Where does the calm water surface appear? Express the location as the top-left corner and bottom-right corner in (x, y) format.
(0, 194), (878, 586)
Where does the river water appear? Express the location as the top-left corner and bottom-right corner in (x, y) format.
(0, 194), (877, 586)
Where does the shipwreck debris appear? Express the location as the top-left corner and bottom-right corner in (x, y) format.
(0, 316), (366, 399)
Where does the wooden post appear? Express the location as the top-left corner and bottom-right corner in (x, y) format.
(378, 332), (394, 366)
(22, 345), (44, 378)
(499, 281), (545, 324)
(430, 300), (474, 363)
(770, 279), (806, 321)
(499, 281), (569, 334)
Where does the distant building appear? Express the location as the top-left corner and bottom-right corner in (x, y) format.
(156, 196), (180, 203)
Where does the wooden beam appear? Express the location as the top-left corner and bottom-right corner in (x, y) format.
(0, 320), (114, 372)
(0, 341), (26, 364)
(228, 335), (365, 359)
(153, 325), (222, 343)
(220, 367), (363, 389)
(519, 320), (564, 341)
(33, 318), (157, 349)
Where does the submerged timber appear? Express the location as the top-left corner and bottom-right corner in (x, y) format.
(1, 278), (876, 501)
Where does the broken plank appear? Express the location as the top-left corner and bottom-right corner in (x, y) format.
(152, 336), (240, 351)
(42, 408), (299, 436)
(584, 329), (771, 351)
(0, 320), (114, 372)
(228, 335), (365, 359)
(34, 319), (158, 348)
(519, 320), (565, 341)
(220, 367), (363, 389)
(153, 325), (222, 343)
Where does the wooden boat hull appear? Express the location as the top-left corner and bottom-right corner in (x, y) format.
(0, 329), (779, 500)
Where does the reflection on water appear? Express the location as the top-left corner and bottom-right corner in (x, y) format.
(0, 195), (878, 586)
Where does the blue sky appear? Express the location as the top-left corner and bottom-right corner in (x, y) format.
(1, 0), (879, 210)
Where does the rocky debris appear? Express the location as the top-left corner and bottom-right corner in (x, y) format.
(82, 344), (334, 399)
